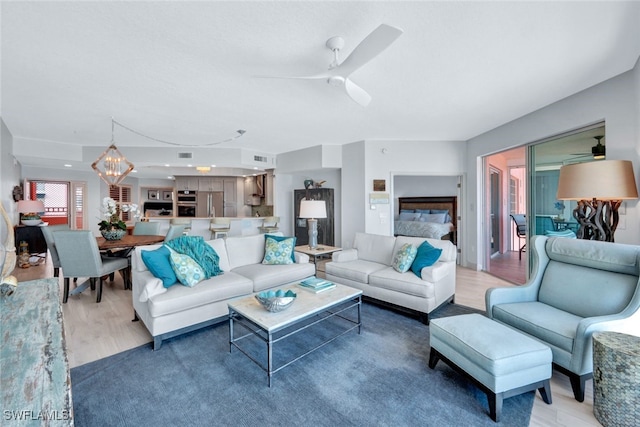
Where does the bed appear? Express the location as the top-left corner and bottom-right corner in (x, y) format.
(395, 196), (457, 243)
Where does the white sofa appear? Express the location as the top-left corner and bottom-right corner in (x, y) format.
(132, 233), (316, 349)
(325, 233), (457, 323)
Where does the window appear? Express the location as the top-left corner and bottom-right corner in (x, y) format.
(109, 185), (133, 221)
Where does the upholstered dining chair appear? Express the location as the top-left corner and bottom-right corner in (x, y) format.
(510, 214), (527, 260)
(170, 218), (192, 235)
(133, 221), (161, 236)
(209, 217), (231, 239)
(258, 216), (280, 234)
(41, 224), (69, 277)
(164, 224), (186, 242)
(54, 230), (129, 303)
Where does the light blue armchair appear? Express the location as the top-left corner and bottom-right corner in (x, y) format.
(486, 235), (640, 402)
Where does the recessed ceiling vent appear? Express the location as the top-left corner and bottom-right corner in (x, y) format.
(253, 155), (268, 163)
(178, 152), (193, 159)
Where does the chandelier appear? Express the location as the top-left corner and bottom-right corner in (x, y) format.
(91, 119), (135, 187)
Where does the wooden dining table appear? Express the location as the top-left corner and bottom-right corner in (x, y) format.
(69, 234), (165, 297)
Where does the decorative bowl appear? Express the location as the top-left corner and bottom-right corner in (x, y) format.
(101, 229), (126, 241)
(255, 289), (297, 312)
(21, 219), (42, 226)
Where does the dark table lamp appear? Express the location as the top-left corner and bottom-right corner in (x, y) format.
(556, 160), (638, 242)
(299, 199), (327, 249)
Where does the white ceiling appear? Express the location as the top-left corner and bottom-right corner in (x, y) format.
(2, 1), (640, 179)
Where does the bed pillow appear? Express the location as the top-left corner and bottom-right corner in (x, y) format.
(399, 212), (421, 221)
(262, 236), (295, 265)
(420, 213), (447, 224)
(431, 209), (452, 223)
(141, 245), (178, 288)
(411, 241), (443, 278)
(400, 209), (415, 213)
(415, 209), (431, 214)
(392, 243), (418, 273)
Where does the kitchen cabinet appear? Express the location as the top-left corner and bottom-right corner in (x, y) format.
(198, 178), (223, 192)
(175, 177), (199, 191)
(223, 178), (237, 217)
(243, 176), (261, 206)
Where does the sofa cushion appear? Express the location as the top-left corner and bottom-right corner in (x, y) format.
(265, 234), (297, 263)
(226, 233), (281, 269)
(410, 241), (442, 278)
(140, 245), (178, 288)
(324, 259), (387, 284)
(262, 236), (295, 265)
(492, 301), (581, 352)
(168, 247), (205, 287)
(207, 239), (230, 272)
(232, 263), (315, 292)
(353, 232), (397, 265)
(369, 267), (434, 298)
(392, 243), (418, 273)
(148, 272), (253, 318)
(394, 236), (457, 263)
(134, 243), (164, 272)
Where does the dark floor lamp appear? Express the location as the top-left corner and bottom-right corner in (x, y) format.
(556, 160), (638, 242)
(299, 199), (327, 249)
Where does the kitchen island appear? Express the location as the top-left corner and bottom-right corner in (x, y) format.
(137, 217), (271, 239)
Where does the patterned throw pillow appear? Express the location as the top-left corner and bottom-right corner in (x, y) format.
(167, 247), (205, 287)
(262, 236), (295, 265)
(392, 243), (418, 273)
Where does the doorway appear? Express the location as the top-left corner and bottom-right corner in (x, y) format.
(24, 180), (86, 229)
(489, 167), (501, 257)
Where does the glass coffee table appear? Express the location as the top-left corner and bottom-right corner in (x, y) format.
(228, 283), (362, 386)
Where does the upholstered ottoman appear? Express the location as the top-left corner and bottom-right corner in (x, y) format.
(429, 313), (552, 422)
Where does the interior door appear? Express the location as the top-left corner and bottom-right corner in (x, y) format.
(489, 168), (501, 257)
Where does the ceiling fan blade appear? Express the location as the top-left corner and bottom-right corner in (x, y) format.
(344, 79), (372, 107)
(337, 24), (404, 76)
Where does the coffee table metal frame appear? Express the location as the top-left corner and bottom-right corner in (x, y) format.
(228, 284), (362, 387)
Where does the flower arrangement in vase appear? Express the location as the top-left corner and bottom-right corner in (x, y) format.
(554, 201), (566, 221)
(98, 197), (127, 240)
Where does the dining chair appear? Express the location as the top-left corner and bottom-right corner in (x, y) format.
(510, 214), (527, 260)
(170, 218), (192, 235)
(41, 224), (69, 277)
(54, 230), (129, 303)
(164, 224), (186, 242)
(209, 217), (231, 239)
(258, 216), (280, 234)
(133, 221), (161, 236)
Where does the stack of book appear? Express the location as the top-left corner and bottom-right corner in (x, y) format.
(298, 277), (336, 293)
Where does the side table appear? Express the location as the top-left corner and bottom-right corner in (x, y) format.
(0, 278), (73, 424)
(593, 331), (640, 427)
(294, 245), (342, 274)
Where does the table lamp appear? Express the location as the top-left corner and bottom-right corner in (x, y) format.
(17, 200), (45, 226)
(556, 159), (638, 242)
(299, 199), (327, 249)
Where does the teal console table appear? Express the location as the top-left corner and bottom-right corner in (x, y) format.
(1, 278), (73, 425)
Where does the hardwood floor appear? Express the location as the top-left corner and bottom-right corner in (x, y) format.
(10, 256), (600, 426)
(489, 250), (527, 285)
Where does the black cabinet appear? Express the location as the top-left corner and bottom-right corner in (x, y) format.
(294, 188), (334, 246)
(15, 225), (48, 255)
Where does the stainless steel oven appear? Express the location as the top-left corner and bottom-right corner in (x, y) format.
(176, 190), (197, 217)
(176, 203), (196, 217)
(177, 190), (197, 204)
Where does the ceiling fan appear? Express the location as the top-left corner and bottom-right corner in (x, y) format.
(568, 136), (606, 162)
(258, 24), (404, 107)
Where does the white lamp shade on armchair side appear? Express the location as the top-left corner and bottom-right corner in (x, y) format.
(299, 199), (327, 249)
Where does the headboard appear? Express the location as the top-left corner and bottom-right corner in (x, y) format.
(398, 196), (457, 230)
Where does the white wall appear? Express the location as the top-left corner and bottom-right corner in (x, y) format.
(0, 118), (22, 245)
(465, 60), (640, 270)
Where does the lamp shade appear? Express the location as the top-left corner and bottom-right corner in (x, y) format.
(299, 200), (327, 219)
(17, 200), (45, 214)
(557, 160), (638, 201)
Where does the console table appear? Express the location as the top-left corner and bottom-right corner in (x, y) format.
(14, 225), (48, 256)
(0, 278), (73, 425)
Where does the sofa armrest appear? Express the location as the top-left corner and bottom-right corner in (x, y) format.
(294, 252), (310, 264)
(332, 249), (358, 262)
(420, 261), (452, 283)
(133, 270), (166, 303)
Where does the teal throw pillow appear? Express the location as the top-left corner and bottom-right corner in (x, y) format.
(167, 247), (205, 287)
(265, 234), (297, 263)
(141, 246), (178, 288)
(392, 243), (418, 273)
(411, 241), (443, 278)
(262, 236), (295, 265)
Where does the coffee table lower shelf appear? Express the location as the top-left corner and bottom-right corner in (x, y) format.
(228, 289), (362, 387)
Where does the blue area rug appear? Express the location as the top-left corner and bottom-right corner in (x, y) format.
(70, 303), (534, 426)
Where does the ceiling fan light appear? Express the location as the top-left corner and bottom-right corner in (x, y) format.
(591, 136), (606, 160)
